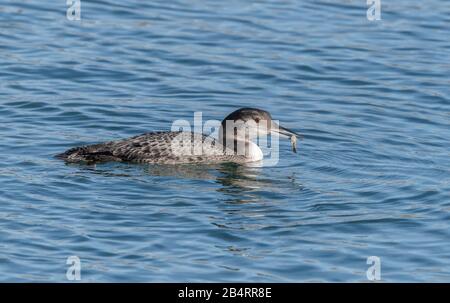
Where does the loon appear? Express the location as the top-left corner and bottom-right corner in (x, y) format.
(56, 108), (300, 165)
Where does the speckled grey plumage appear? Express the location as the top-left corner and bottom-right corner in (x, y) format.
(56, 131), (246, 164)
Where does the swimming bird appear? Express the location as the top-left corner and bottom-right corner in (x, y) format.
(56, 108), (300, 165)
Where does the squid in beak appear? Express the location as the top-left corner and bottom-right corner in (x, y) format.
(271, 122), (302, 153)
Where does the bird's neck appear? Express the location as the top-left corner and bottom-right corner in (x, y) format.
(218, 126), (263, 161)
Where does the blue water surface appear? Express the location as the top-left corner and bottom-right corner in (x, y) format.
(0, 0), (449, 282)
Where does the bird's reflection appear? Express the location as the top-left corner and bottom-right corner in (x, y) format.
(64, 161), (304, 261)
(70, 161), (273, 199)
(142, 162), (274, 199)
(66, 161), (301, 206)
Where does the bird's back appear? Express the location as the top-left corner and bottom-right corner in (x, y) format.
(56, 131), (246, 164)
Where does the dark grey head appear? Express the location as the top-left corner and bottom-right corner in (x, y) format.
(221, 107), (300, 139)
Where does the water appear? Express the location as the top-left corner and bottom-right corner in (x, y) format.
(1, 0), (449, 282)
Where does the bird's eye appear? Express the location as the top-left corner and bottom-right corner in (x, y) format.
(254, 118), (260, 123)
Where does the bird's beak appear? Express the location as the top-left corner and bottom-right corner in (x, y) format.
(271, 122), (302, 153)
(271, 122), (302, 139)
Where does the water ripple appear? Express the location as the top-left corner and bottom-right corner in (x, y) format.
(0, 0), (449, 282)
